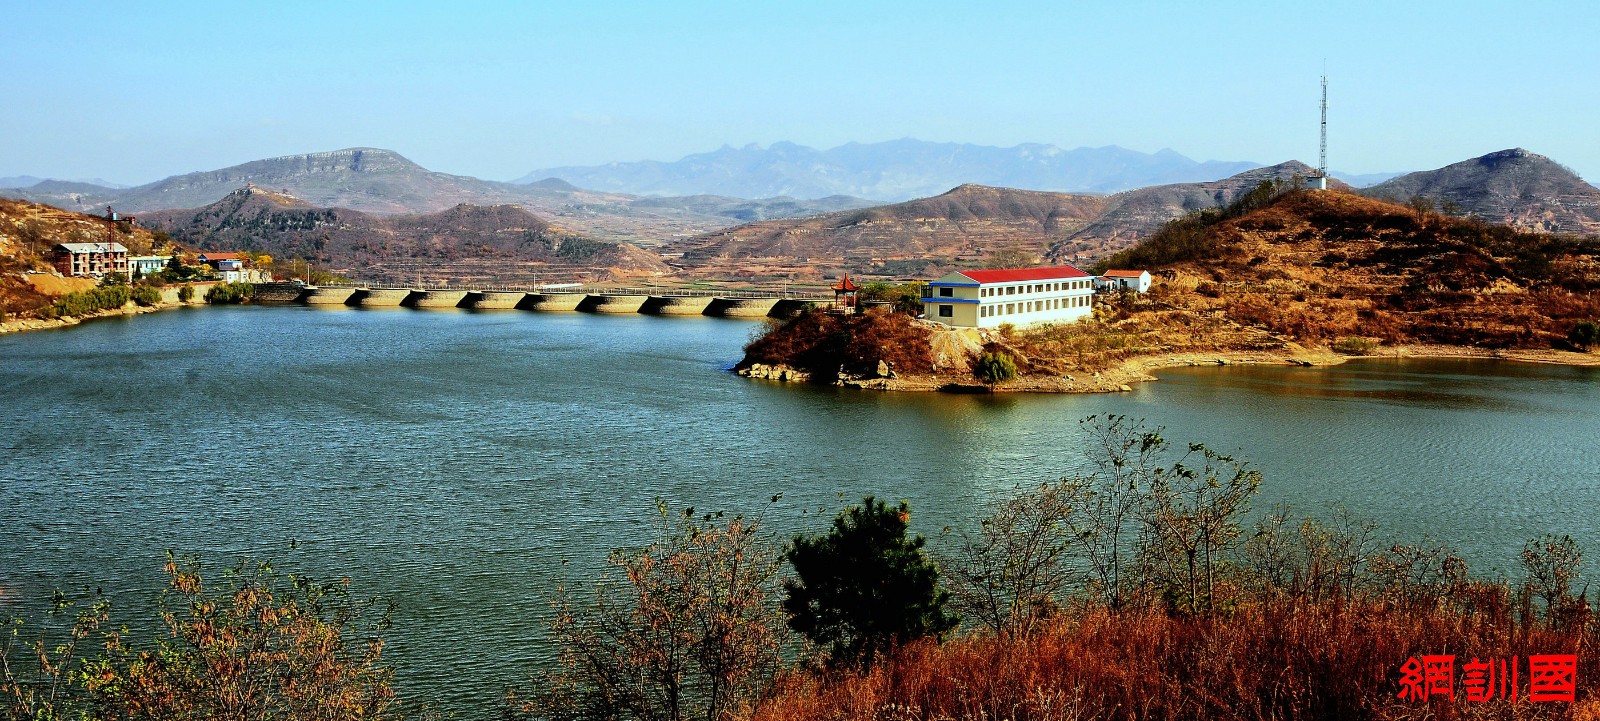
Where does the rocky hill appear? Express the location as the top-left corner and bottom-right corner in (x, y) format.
(139, 186), (668, 282)
(0, 148), (875, 245)
(666, 184), (1109, 279)
(1364, 148), (1600, 235)
(663, 163), (1347, 278)
(518, 139), (1262, 200)
(1102, 188), (1600, 349)
(1045, 161), (1347, 260)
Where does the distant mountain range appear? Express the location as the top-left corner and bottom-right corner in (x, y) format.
(1363, 148), (1600, 235)
(0, 175), (128, 190)
(0, 148), (876, 244)
(7, 145), (1596, 283)
(516, 139), (1268, 201)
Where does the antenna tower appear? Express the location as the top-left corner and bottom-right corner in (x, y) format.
(1318, 76), (1328, 184)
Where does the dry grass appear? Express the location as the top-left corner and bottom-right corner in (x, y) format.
(753, 592), (1598, 721)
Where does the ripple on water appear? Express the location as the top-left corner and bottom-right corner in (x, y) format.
(2, 307), (1597, 717)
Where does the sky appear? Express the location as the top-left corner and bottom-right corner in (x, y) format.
(4, 0), (1597, 186)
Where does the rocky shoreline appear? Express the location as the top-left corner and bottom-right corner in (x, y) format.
(739, 343), (1599, 394)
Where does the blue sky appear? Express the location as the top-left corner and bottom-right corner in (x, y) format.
(5, 1), (1596, 186)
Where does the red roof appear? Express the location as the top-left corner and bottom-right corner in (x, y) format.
(831, 273), (859, 291)
(956, 266), (1089, 284)
(1103, 269), (1147, 278)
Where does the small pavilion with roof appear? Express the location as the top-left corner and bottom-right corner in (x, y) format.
(831, 273), (859, 309)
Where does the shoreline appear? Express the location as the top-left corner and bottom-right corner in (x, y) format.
(741, 343), (1598, 394)
(0, 300), (197, 336)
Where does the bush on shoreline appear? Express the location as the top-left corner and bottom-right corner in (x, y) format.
(742, 309), (935, 377)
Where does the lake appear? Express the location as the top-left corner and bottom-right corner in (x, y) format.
(2, 305), (1597, 715)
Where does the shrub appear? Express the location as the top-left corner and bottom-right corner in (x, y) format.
(52, 285), (131, 317)
(130, 286), (162, 307)
(783, 497), (957, 667)
(974, 351), (1017, 384)
(177, 285), (194, 303)
(507, 506), (786, 721)
(1331, 336), (1377, 354)
(206, 282), (254, 304)
(1569, 320), (1599, 350)
(742, 309), (935, 377)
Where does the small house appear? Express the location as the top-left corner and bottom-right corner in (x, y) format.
(922, 266), (1097, 329)
(1099, 269), (1151, 293)
(129, 255), (171, 277)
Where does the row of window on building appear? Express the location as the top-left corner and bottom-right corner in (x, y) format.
(977, 279), (1094, 297)
(978, 294), (1091, 318)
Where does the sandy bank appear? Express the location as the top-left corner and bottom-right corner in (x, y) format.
(0, 301), (192, 336)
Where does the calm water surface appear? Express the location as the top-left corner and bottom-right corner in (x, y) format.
(2, 306), (1597, 715)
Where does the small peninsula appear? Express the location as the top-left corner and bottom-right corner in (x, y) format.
(737, 186), (1600, 392)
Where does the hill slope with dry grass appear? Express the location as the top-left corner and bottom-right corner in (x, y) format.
(668, 184), (1109, 279)
(1365, 148), (1600, 235)
(0, 197), (168, 318)
(1107, 188), (1600, 349)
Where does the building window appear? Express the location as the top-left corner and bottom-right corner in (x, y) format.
(939, 287), (953, 297)
(938, 305), (953, 318)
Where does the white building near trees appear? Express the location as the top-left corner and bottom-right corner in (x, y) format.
(1099, 269), (1152, 293)
(922, 266), (1097, 329)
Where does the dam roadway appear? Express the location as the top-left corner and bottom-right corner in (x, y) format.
(277, 284), (825, 318)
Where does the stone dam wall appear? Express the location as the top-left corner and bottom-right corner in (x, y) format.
(254, 287), (825, 319)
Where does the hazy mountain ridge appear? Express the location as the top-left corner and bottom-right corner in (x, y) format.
(0, 148), (876, 244)
(518, 139), (1264, 201)
(1364, 148), (1600, 235)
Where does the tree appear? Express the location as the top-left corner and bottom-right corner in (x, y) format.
(974, 352), (1017, 384)
(2, 591), (111, 721)
(943, 480), (1086, 638)
(1519, 533), (1584, 623)
(782, 497), (956, 667)
(511, 504), (786, 721)
(1140, 444), (1262, 614)
(1065, 415), (1167, 610)
(80, 554), (404, 721)
(984, 247), (1038, 269)
(1568, 320), (1599, 351)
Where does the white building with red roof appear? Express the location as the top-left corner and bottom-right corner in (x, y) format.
(1099, 269), (1152, 293)
(922, 266), (1097, 328)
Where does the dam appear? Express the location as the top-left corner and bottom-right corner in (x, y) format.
(264, 283), (827, 319)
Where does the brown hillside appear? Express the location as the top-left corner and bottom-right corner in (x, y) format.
(1118, 189), (1600, 349)
(667, 184), (1108, 279)
(1365, 148), (1600, 235)
(1046, 161), (1347, 260)
(0, 197), (169, 317)
(139, 186), (669, 283)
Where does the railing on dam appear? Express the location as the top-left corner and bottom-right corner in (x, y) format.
(306, 282), (830, 300)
